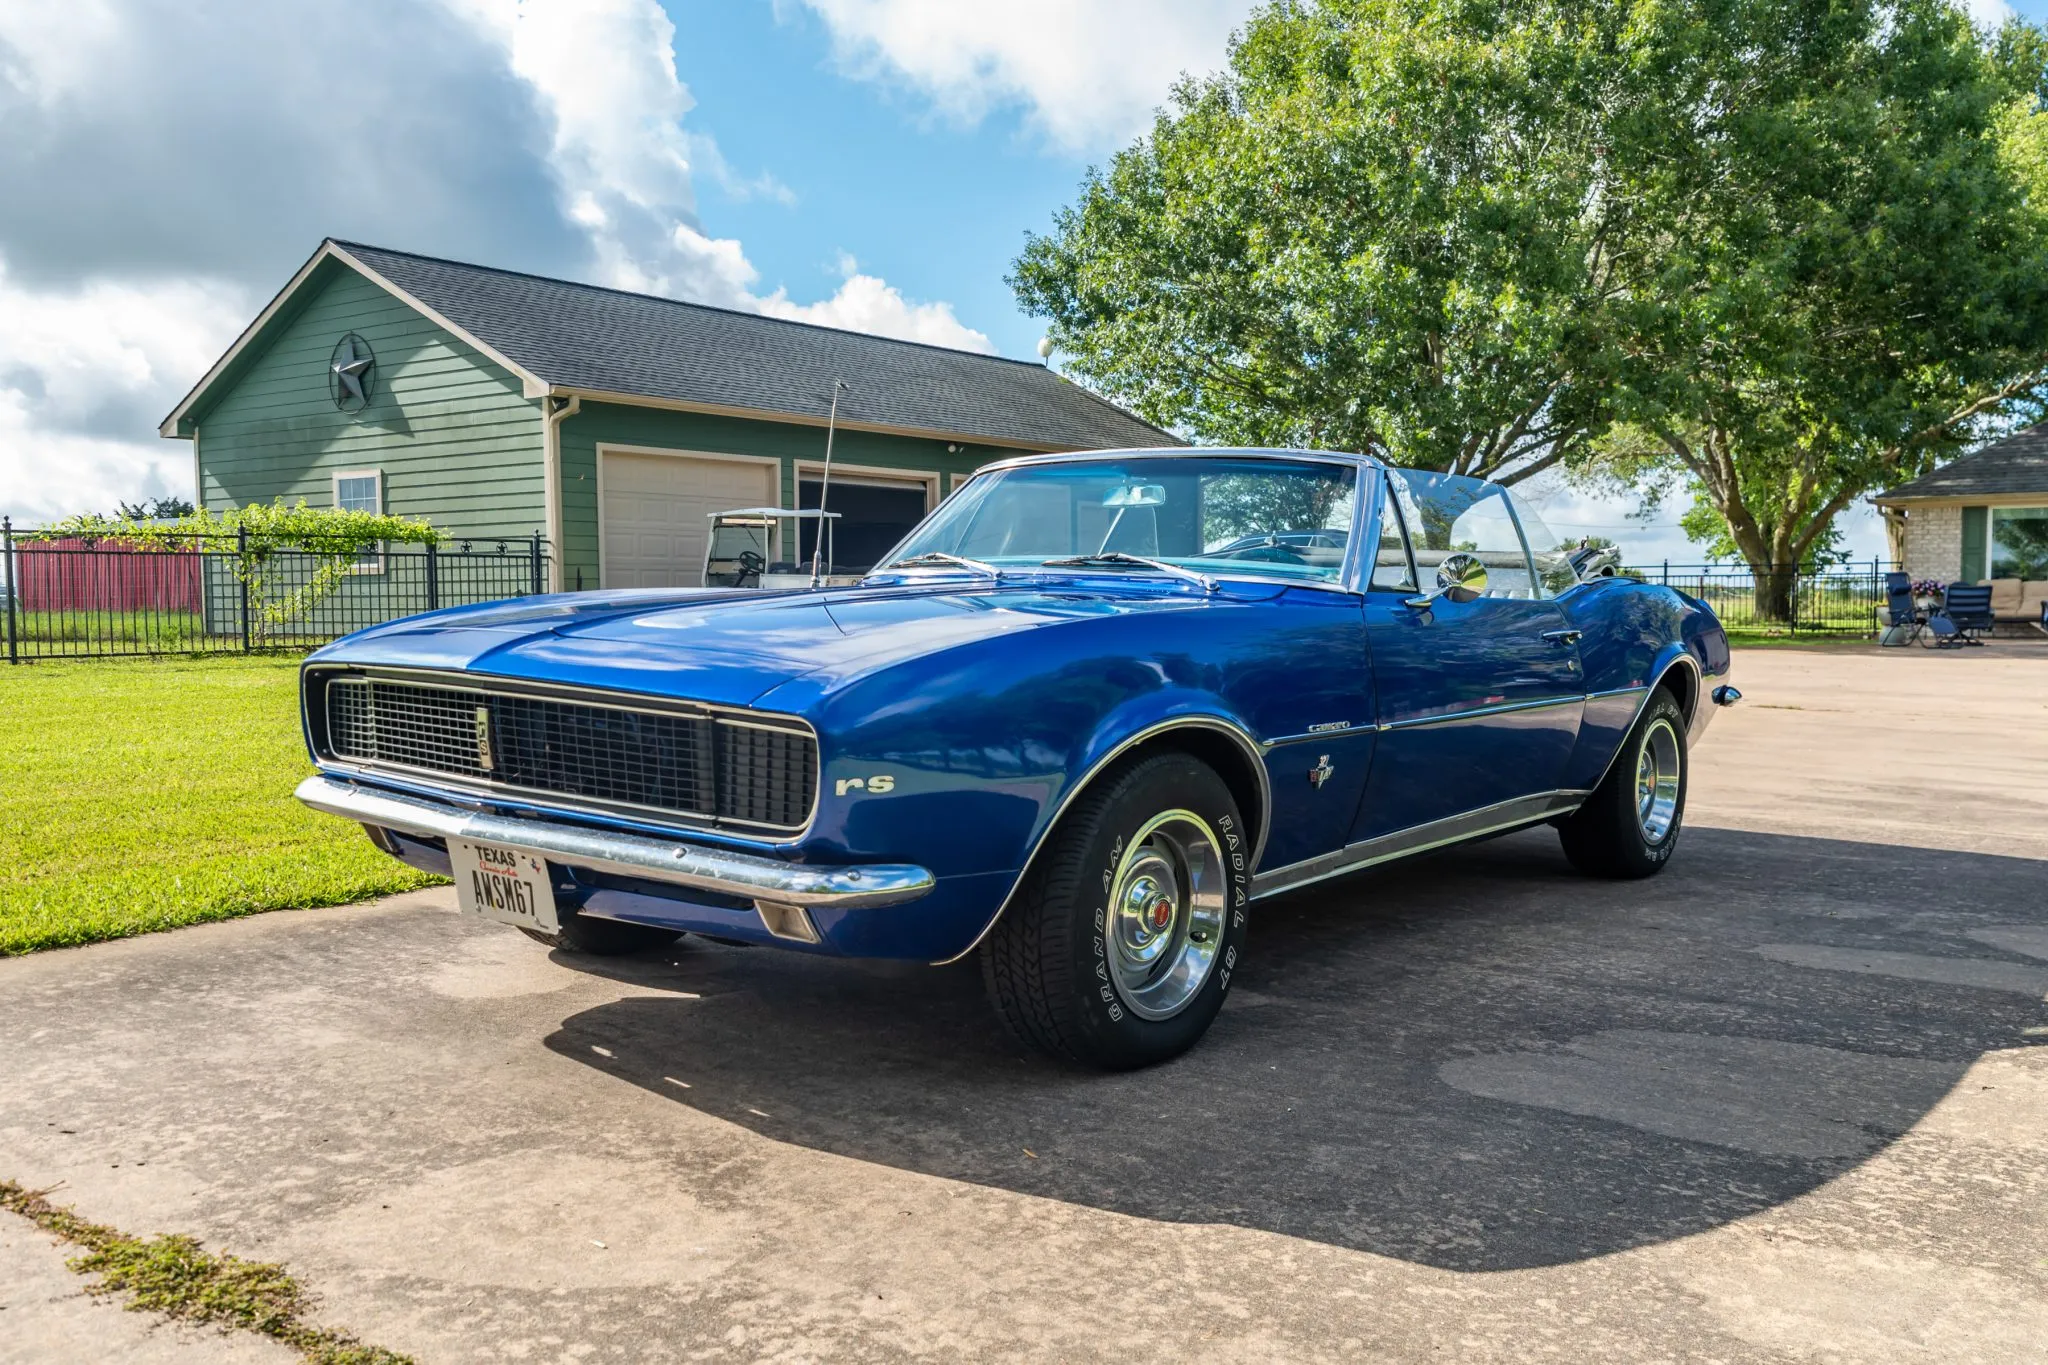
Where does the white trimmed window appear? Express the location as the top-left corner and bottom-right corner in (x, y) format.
(333, 469), (383, 572)
(334, 470), (381, 514)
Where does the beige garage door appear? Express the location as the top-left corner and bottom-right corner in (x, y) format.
(600, 451), (779, 588)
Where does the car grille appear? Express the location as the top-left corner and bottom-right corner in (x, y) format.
(318, 673), (816, 833)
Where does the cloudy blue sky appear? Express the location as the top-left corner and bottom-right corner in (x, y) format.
(0, 0), (2033, 559)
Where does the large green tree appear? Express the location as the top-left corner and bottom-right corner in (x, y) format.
(1578, 2), (2048, 618)
(1012, 0), (1660, 481)
(1015, 0), (2048, 617)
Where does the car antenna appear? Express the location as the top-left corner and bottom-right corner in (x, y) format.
(810, 379), (850, 587)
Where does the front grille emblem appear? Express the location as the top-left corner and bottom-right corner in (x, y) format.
(475, 705), (494, 772)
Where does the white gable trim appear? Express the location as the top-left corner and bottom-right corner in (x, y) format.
(326, 243), (549, 398)
(157, 240), (549, 439)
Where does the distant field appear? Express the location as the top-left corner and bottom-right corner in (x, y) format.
(0, 656), (440, 955)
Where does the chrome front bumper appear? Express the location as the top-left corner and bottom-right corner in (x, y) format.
(294, 775), (936, 916)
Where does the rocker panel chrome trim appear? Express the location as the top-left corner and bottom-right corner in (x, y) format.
(296, 775), (931, 910)
(1248, 789), (1590, 900)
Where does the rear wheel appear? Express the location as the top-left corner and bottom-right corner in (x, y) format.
(1557, 688), (1688, 878)
(520, 911), (682, 956)
(981, 752), (1251, 1070)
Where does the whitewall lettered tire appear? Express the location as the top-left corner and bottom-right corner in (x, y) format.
(981, 752), (1250, 1069)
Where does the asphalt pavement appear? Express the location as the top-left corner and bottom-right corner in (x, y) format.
(3, 644), (2045, 1363)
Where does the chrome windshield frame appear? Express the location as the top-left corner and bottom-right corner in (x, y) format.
(878, 447), (1381, 598)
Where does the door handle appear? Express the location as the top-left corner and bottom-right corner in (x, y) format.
(1541, 629), (1583, 646)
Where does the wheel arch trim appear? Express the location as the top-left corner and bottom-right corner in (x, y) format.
(1587, 651), (1702, 796)
(930, 714), (1270, 966)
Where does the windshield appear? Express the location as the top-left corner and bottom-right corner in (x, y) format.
(882, 457), (1359, 585)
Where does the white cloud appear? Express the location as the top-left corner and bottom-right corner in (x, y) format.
(761, 256), (993, 353)
(1966, 0), (2015, 27)
(442, 0), (760, 304)
(788, 0), (1256, 150)
(0, 0), (997, 523)
(0, 0), (576, 287)
(0, 264), (248, 521)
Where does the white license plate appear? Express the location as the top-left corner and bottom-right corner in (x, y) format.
(451, 840), (560, 935)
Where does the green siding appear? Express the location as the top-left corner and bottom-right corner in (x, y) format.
(193, 264), (544, 541)
(554, 401), (1030, 590)
(1961, 505), (1989, 582)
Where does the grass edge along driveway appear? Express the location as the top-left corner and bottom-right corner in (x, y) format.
(0, 656), (440, 955)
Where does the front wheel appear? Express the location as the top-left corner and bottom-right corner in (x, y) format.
(981, 752), (1251, 1070)
(1557, 688), (1689, 878)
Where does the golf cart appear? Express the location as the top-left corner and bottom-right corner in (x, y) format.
(702, 507), (861, 589)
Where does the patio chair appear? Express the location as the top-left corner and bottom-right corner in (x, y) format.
(1879, 578), (1923, 647)
(1920, 612), (1967, 649)
(1943, 582), (1996, 644)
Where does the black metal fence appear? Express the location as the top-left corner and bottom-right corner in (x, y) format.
(0, 520), (1895, 664)
(1, 519), (549, 662)
(1627, 560), (1898, 636)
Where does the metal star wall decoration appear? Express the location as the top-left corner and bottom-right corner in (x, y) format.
(329, 333), (376, 413)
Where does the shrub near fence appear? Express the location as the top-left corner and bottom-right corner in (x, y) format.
(2, 518), (548, 662)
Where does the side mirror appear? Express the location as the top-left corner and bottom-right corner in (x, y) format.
(1408, 552), (1488, 608)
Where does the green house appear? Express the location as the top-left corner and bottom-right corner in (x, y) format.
(160, 240), (1170, 591)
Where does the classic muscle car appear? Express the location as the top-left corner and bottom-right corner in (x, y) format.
(297, 449), (1734, 1068)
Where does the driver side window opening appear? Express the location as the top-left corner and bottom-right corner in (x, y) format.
(1503, 488), (1578, 598)
(1398, 469), (1542, 600)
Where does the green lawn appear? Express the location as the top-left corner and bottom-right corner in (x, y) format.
(0, 656), (442, 955)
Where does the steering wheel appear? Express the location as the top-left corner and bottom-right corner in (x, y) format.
(736, 549), (766, 585)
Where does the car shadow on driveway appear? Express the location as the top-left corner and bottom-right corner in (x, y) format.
(542, 825), (2048, 1272)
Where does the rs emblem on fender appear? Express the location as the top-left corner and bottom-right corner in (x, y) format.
(834, 774), (897, 796)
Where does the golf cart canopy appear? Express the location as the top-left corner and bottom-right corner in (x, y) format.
(703, 507), (854, 589)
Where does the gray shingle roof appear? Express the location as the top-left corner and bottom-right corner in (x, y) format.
(334, 241), (1174, 451)
(1876, 422), (2048, 502)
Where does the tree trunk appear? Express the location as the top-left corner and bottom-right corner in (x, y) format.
(1751, 563), (1797, 626)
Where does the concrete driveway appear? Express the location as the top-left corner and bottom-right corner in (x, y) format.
(4, 646), (2046, 1363)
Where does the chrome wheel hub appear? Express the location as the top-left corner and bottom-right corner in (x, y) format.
(1106, 810), (1228, 1021)
(1635, 718), (1682, 844)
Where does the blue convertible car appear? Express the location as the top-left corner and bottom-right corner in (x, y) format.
(297, 449), (1734, 1068)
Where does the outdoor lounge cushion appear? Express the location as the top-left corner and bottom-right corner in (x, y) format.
(1978, 578), (2048, 619)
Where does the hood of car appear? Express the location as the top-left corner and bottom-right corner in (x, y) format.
(308, 577), (1257, 710)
